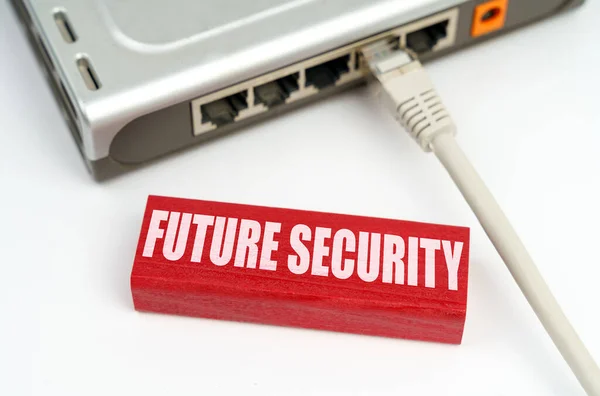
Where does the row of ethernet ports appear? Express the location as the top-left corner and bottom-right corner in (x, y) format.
(191, 10), (456, 136)
(194, 54), (356, 135)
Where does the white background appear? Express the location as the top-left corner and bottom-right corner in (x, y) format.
(1, 1), (599, 395)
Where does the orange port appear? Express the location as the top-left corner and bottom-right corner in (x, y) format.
(471, 0), (508, 38)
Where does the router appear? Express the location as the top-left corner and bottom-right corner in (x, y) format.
(11, 0), (583, 180)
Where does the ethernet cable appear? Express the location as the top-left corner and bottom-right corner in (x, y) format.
(361, 43), (600, 395)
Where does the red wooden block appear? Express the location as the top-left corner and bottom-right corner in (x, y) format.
(131, 195), (470, 344)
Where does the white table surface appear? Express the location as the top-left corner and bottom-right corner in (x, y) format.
(1, 2), (599, 395)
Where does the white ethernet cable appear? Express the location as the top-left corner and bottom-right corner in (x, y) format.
(361, 42), (600, 395)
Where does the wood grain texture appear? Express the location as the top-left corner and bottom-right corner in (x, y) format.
(131, 195), (470, 344)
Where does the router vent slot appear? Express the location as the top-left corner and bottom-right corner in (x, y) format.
(34, 34), (55, 74)
(77, 57), (101, 90)
(59, 81), (78, 122)
(54, 11), (77, 43)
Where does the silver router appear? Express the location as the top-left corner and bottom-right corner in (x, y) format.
(11, 0), (583, 179)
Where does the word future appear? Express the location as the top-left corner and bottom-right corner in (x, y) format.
(142, 211), (464, 291)
(131, 196), (470, 344)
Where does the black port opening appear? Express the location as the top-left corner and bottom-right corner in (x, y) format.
(254, 73), (299, 108)
(305, 55), (350, 90)
(406, 20), (449, 54)
(481, 8), (501, 22)
(354, 51), (362, 71)
(201, 92), (248, 127)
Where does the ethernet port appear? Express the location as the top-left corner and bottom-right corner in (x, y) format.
(305, 55), (350, 89)
(406, 20), (449, 54)
(254, 73), (299, 107)
(201, 92), (248, 127)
